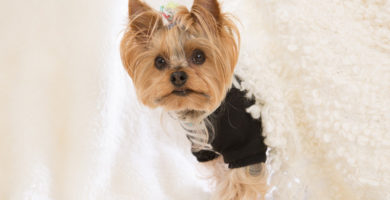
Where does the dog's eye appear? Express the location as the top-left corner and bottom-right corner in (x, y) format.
(191, 49), (206, 65)
(155, 56), (167, 70)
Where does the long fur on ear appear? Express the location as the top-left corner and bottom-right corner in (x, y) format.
(128, 0), (162, 43)
(121, 0), (162, 77)
(191, 0), (221, 22)
(128, 0), (149, 17)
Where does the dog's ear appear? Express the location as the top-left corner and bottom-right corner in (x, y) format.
(128, 0), (162, 43)
(191, 0), (221, 23)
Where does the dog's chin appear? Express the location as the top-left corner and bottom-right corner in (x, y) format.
(155, 89), (212, 119)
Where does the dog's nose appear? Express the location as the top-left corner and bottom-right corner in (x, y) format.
(170, 71), (188, 87)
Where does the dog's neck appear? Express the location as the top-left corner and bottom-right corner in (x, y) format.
(173, 109), (215, 153)
(174, 110), (209, 124)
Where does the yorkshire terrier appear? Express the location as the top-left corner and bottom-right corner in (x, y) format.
(120, 0), (268, 199)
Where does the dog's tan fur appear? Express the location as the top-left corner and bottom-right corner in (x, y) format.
(120, 0), (267, 199)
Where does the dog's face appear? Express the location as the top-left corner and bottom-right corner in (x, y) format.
(121, 0), (239, 115)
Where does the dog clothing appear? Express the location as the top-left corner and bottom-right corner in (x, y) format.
(191, 84), (267, 169)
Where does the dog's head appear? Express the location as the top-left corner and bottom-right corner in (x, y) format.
(121, 0), (239, 116)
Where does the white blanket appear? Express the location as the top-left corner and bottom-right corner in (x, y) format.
(231, 0), (390, 199)
(0, 0), (389, 199)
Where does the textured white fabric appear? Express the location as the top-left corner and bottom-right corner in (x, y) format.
(228, 0), (390, 199)
(1, 0), (389, 199)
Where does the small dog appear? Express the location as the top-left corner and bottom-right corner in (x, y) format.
(121, 0), (268, 199)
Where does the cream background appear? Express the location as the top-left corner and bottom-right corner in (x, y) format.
(0, 0), (209, 199)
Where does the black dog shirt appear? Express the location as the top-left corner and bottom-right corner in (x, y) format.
(190, 84), (267, 169)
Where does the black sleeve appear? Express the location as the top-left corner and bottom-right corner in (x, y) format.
(192, 150), (219, 162)
(208, 86), (267, 169)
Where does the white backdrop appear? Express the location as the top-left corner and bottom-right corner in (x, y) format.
(0, 0), (210, 199)
(1, 0), (390, 199)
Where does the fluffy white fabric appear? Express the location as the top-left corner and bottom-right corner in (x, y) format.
(0, 0), (389, 200)
(228, 0), (390, 199)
